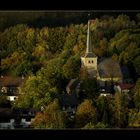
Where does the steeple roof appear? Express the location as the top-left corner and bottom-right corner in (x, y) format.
(86, 20), (92, 53)
(83, 20), (97, 58)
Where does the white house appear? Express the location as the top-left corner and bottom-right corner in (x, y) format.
(0, 119), (15, 129)
(7, 96), (18, 102)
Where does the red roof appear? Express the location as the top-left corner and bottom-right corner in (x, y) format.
(89, 19), (96, 23)
(119, 84), (135, 90)
(0, 76), (26, 87)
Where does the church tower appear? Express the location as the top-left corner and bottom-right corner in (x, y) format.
(81, 20), (98, 78)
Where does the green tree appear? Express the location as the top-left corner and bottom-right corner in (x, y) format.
(96, 96), (115, 127)
(79, 78), (99, 100)
(13, 75), (57, 109)
(46, 27), (67, 54)
(39, 57), (67, 92)
(63, 55), (81, 79)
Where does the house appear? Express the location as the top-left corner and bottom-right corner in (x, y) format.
(20, 118), (35, 128)
(0, 107), (38, 129)
(0, 76), (26, 101)
(59, 93), (78, 109)
(66, 78), (80, 94)
(0, 119), (15, 129)
(0, 107), (15, 129)
(114, 83), (135, 94)
(100, 93), (111, 97)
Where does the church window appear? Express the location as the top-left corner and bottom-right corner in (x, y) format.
(92, 60), (94, 63)
(88, 61), (90, 63)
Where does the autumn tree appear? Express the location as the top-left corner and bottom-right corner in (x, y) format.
(31, 99), (67, 129)
(74, 99), (97, 128)
(134, 79), (140, 111)
(46, 27), (67, 54)
(128, 109), (140, 128)
(113, 92), (129, 128)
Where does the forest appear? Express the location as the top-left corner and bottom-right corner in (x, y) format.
(0, 12), (140, 128)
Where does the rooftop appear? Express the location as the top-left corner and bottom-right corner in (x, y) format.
(0, 76), (26, 87)
(98, 58), (122, 78)
(119, 83), (135, 90)
(81, 52), (97, 58)
(66, 78), (80, 93)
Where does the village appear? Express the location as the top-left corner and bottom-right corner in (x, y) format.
(0, 19), (136, 129)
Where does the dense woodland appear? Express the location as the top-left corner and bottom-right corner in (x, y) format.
(1, 12), (140, 128)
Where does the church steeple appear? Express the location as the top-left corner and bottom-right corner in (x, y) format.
(86, 20), (92, 54)
(81, 19), (98, 78)
(84, 20), (96, 57)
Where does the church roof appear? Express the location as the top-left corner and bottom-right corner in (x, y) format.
(98, 58), (122, 78)
(81, 20), (97, 58)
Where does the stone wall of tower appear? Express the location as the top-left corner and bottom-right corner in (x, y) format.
(81, 56), (98, 78)
(81, 57), (97, 70)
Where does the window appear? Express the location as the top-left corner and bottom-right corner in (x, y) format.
(88, 61), (90, 63)
(92, 60), (94, 63)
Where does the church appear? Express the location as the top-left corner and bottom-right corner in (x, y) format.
(81, 20), (123, 86)
(62, 20), (133, 112)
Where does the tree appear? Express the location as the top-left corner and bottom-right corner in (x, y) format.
(46, 27), (67, 54)
(1, 51), (25, 75)
(79, 78), (99, 100)
(75, 99), (97, 128)
(13, 75), (57, 109)
(134, 79), (140, 111)
(31, 99), (67, 129)
(128, 109), (140, 128)
(113, 92), (129, 128)
(133, 56), (140, 77)
(93, 38), (108, 58)
(39, 57), (67, 91)
(0, 93), (8, 106)
(64, 24), (79, 50)
(63, 55), (81, 79)
(96, 96), (115, 127)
